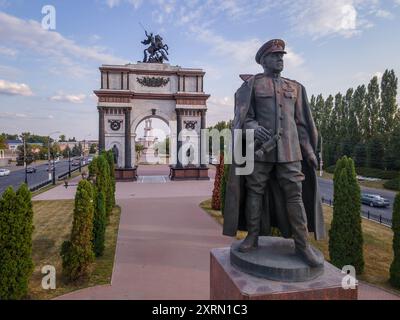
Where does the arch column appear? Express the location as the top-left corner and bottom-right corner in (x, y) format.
(124, 107), (132, 168)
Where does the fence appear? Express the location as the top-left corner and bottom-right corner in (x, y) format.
(321, 197), (392, 227)
(29, 163), (88, 192)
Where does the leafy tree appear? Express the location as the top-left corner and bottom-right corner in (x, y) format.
(366, 76), (381, 138)
(353, 85), (367, 142)
(60, 180), (95, 282)
(367, 137), (385, 169)
(390, 192), (400, 288)
(329, 156), (364, 275)
(59, 135), (66, 142)
(0, 135), (6, 149)
(380, 69), (398, 144)
(89, 143), (97, 154)
(353, 143), (367, 168)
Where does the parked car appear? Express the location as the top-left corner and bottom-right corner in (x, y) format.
(26, 166), (37, 173)
(0, 168), (11, 176)
(361, 193), (390, 208)
(71, 158), (81, 166)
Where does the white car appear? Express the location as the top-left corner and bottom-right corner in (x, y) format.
(0, 168), (10, 177)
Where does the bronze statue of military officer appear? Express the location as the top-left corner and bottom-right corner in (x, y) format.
(223, 39), (326, 267)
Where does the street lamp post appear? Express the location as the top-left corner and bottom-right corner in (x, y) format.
(68, 149), (71, 178)
(47, 131), (60, 182)
(52, 152), (56, 185)
(23, 134), (27, 184)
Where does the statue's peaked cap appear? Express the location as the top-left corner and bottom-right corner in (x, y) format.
(256, 39), (287, 64)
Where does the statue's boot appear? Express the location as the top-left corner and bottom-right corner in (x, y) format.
(287, 201), (324, 267)
(238, 192), (262, 253)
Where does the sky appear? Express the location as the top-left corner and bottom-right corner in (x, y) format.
(0, 0), (400, 140)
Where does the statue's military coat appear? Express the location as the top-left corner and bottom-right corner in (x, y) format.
(223, 74), (326, 240)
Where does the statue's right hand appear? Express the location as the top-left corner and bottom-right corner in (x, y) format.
(254, 126), (272, 142)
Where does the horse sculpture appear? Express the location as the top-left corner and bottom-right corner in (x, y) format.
(141, 31), (169, 63)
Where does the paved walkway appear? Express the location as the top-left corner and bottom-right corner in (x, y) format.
(33, 165), (400, 300)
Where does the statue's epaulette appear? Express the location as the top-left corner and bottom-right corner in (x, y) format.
(282, 77), (302, 88)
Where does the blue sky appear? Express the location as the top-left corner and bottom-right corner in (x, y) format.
(1, 0), (400, 140)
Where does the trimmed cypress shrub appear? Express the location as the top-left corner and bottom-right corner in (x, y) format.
(103, 150), (116, 208)
(0, 185), (34, 299)
(390, 192), (400, 288)
(92, 188), (107, 257)
(329, 156), (364, 274)
(15, 184), (34, 298)
(220, 163), (230, 217)
(211, 154), (224, 210)
(61, 180), (95, 282)
(88, 157), (99, 177)
(96, 155), (113, 217)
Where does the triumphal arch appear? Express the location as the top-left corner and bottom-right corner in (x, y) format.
(94, 35), (210, 181)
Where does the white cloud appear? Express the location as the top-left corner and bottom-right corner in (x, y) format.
(0, 79), (33, 96)
(49, 93), (87, 104)
(0, 46), (17, 57)
(106, 0), (142, 9)
(375, 9), (394, 19)
(0, 12), (126, 71)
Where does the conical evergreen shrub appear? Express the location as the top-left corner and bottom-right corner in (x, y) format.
(390, 192), (400, 288)
(211, 154), (224, 210)
(329, 156), (364, 274)
(61, 180), (95, 282)
(92, 188), (107, 257)
(0, 184), (34, 299)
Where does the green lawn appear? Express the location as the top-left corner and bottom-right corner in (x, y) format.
(200, 199), (400, 296)
(28, 200), (121, 300)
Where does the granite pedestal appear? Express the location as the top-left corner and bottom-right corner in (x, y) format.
(115, 167), (137, 181)
(169, 166), (209, 181)
(210, 245), (358, 300)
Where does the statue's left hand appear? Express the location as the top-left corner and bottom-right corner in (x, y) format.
(306, 153), (318, 169)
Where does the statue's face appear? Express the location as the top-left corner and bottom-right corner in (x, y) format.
(261, 52), (284, 73)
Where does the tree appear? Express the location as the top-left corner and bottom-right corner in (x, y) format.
(0, 135), (6, 149)
(390, 192), (400, 288)
(60, 180), (95, 282)
(89, 143), (97, 154)
(220, 164), (230, 217)
(59, 134), (66, 142)
(367, 137), (385, 169)
(380, 69), (398, 144)
(96, 155), (113, 216)
(366, 76), (381, 138)
(0, 184), (34, 299)
(135, 144), (144, 163)
(102, 150), (116, 209)
(211, 153), (224, 210)
(92, 188), (107, 257)
(329, 156), (364, 275)
(353, 143), (367, 168)
(353, 85), (367, 142)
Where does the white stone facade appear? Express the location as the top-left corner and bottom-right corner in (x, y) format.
(95, 62), (209, 168)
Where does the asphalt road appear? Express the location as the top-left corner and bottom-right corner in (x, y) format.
(0, 160), (84, 195)
(0, 164), (395, 221)
(318, 177), (396, 221)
